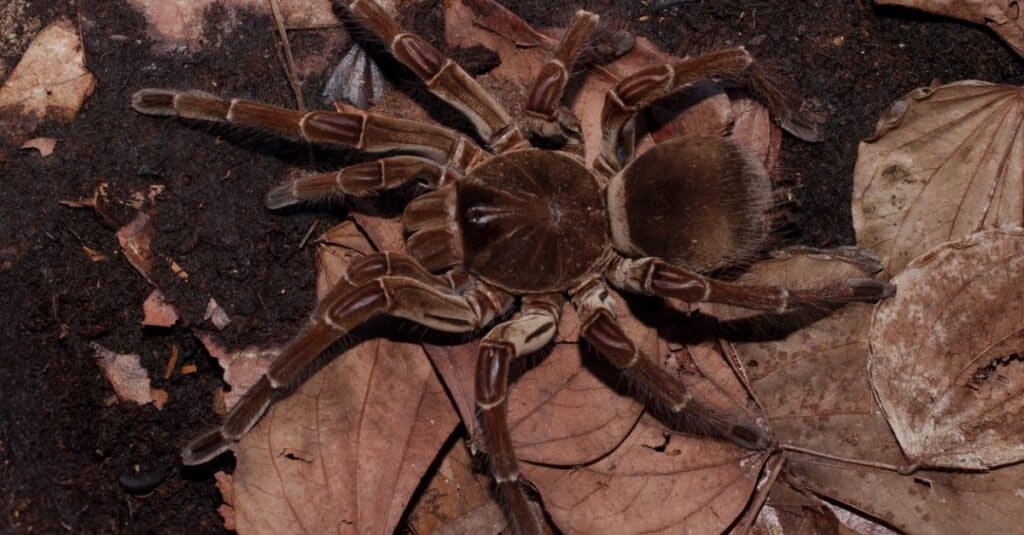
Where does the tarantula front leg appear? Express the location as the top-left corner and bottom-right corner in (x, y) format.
(595, 47), (821, 175)
(475, 294), (562, 535)
(131, 90), (485, 169)
(347, 0), (526, 152)
(522, 10), (599, 146)
(265, 155), (462, 209)
(572, 279), (770, 449)
(183, 268), (512, 465)
(606, 256), (894, 313)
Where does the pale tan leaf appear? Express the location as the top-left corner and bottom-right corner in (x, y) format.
(525, 414), (768, 535)
(19, 136), (55, 156)
(877, 0), (1024, 57)
(90, 342), (167, 408)
(0, 19), (94, 143)
(142, 289), (179, 327)
(869, 228), (1024, 469)
(852, 81), (1024, 275)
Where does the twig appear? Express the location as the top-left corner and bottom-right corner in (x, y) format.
(267, 0), (305, 111)
(298, 219), (320, 249)
(782, 444), (921, 474)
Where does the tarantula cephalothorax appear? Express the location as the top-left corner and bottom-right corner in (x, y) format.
(132, 2), (892, 532)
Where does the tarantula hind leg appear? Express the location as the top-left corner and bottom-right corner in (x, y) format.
(607, 256), (894, 313)
(181, 270), (511, 465)
(573, 280), (771, 450)
(474, 295), (562, 535)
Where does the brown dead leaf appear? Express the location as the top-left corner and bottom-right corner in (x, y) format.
(116, 211), (156, 284)
(869, 228), (1024, 469)
(0, 19), (94, 144)
(405, 438), (506, 535)
(223, 217), (459, 534)
(749, 477), (845, 535)
(877, 0), (1024, 57)
(203, 298), (231, 330)
(713, 248), (1024, 532)
(852, 81), (1024, 276)
(19, 136), (55, 156)
(90, 342), (167, 408)
(127, 0), (337, 50)
(214, 471), (237, 531)
(142, 289), (179, 327)
(525, 414), (768, 534)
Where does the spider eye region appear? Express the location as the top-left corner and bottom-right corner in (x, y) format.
(456, 149), (608, 293)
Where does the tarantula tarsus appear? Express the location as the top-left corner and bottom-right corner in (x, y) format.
(132, 1), (892, 532)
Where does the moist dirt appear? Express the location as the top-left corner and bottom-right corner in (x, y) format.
(1, 1), (1020, 533)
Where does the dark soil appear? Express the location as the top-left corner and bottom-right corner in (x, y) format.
(1, 1), (1020, 533)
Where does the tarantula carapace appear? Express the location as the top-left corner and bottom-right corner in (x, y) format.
(132, 1), (892, 532)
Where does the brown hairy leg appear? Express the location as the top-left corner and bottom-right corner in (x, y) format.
(571, 279), (771, 449)
(606, 255), (894, 313)
(475, 294), (562, 535)
(182, 260), (512, 465)
(131, 89), (485, 168)
(347, 0), (527, 151)
(595, 46), (822, 176)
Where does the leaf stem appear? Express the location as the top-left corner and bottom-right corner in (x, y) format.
(781, 444), (920, 474)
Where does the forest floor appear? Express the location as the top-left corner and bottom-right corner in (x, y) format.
(2, 0), (1022, 533)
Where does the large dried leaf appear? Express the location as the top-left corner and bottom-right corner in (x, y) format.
(869, 228), (1024, 469)
(228, 219), (459, 534)
(423, 297), (646, 467)
(852, 81), (1024, 275)
(525, 414), (768, 535)
(717, 249), (893, 459)
(877, 0), (1024, 57)
(716, 248), (1024, 533)
(0, 19), (95, 144)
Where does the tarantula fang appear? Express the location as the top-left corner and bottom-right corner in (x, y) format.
(132, 2), (893, 533)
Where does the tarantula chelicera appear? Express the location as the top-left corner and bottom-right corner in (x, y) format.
(133, 1), (892, 532)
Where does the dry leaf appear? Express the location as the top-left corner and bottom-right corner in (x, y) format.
(749, 478), (845, 535)
(525, 414), (768, 535)
(127, 0), (337, 50)
(19, 136), (55, 156)
(222, 217), (459, 535)
(116, 211), (156, 284)
(214, 471), (237, 531)
(142, 289), (179, 327)
(405, 438), (506, 535)
(877, 0), (1024, 57)
(869, 228), (1024, 469)
(0, 19), (94, 143)
(852, 81), (1024, 276)
(90, 342), (167, 408)
(203, 298), (231, 330)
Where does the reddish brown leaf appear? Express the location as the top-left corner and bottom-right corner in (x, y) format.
(869, 228), (1024, 469)
(525, 414), (768, 534)
(116, 211), (156, 284)
(852, 81), (1024, 276)
(142, 289), (178, 327)
(220, 219), (459, 534)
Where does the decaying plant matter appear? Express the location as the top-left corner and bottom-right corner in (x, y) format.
(130, 1), (893, 532)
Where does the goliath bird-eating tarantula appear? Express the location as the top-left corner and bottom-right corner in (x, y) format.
(132, 1), (892, 532)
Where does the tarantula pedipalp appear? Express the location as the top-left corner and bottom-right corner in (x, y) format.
(132, 2), (893, 533)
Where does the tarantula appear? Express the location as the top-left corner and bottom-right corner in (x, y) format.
(132, 1), (892, 532)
